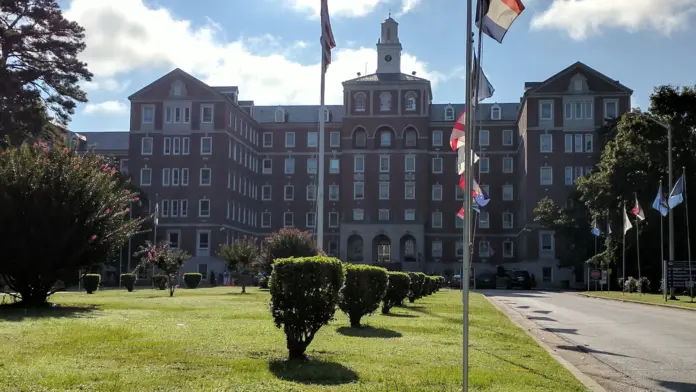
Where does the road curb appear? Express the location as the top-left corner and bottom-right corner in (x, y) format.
(580, 293), (696, 312)
(485, 296), (606, 392)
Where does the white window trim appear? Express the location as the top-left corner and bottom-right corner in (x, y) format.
(354, 155), (365, 173)
(262, 159), (272, 174)
(199, 168), (211, 186)
(539, 231), (555, 253)
(201, 104), (214, 124)
(285, 132), (296, 148)
(140, 168), (151, 186)
(306, 212), (316, 228)
(502, 157), (513, 173)
(275, 108), (285, 123)
(502, 129), (513, 146)
(604, 99), (619, 120)
(198, 200), (211, 218)
(261, 212), (271, 228)
(431, 212), (443, 228)
(502, 212), (514, 229)
(479, 211), (490, 228)
(162, 168), (170, 186)
(444, 106), (455, 121)
(479, 157), (490, 173)
(284, 185), (294, 201)
(432, 130), (443, 147)
(379, 155), (390, 173)
(564, 166), (573, 185)
(353, 182), (364, 200)
(540, 134), (552, 153)
(379, 182), (390, 200)
(328, 184), (339, 201)
(329, 131), (341, 147)
(283, 212), (294, 227)
(354, 93), (366, 112)
(307, 132), (318, 148)
(478, 129), (490, 147)
(200, 137), (212, 155)
(166, 230), (181, 249)
(284, 157), (295, 174)
(142, 105), (154, 124)
(503, 241), (514, 258)
(564, 102), (573, 120)
(141, 137), (153, 155)
(404, 155), (416, 173)
(540, 100), (553, 121)
(432, 185), (443, 201)
(405, 209), (416, 221)
(263, 132), (273, 147)
(262, 185), (272, 201)
(490, 105), (501, 120)
(328, 212), (339, 227)
(564, 134), (573, 153)
(196, 229), (211, 255)
(502, 184), (514, 201)
(540, 167), (553, 185)
(432, 157), (443, 174)
(404, 182), (416, 200)
(585, 134), (594, 152)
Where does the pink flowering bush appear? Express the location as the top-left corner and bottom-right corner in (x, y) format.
(0, 141), (144, 307)
(133, 241), (190, 297)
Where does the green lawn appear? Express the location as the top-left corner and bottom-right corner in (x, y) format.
(585, 291), (696, 308)
(0, 288), (587, 392)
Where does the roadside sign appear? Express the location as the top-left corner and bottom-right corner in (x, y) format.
(600, 270), (607, 285)
(590, 269), (601, 280)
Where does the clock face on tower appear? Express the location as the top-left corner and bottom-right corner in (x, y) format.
(384, 55), (392, 62)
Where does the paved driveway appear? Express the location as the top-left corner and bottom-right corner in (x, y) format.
(481, 290), (696, 392)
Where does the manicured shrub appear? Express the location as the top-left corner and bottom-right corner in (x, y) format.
(0, 142), (144, 307)
(256, 228), (317, 274)
(121, 273), (136, 292)
(270, 256), (345, 360)
(184, 273), (202, 289)
(219, 237), (260, 293)
(339, 264), (388, 327)
(423, 276), (433, 296)
(382, 271), (411, 314)
(134, 241), (190, 297)
(407, 272), (426, 303)
(83, 274), (101, 294)
(152, 275), (168, 290)
(258, 276), (269, 289)
(623, 276), (638, 293)
(637, 277), (651, 293)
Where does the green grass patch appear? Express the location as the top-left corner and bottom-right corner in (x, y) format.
(585, 291), (696, 308)
(0, 288), (587, 391)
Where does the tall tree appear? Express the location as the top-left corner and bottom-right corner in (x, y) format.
(0, 0), (92, 144)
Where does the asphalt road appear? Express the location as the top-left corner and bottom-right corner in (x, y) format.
(482, 290), (696, 392)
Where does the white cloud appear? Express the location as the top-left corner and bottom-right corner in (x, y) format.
(289, 0), (385, 18)
(64, 0), (444, 106)
(531, 0), (696, 40)
(83, 100), (128, 115)
(82, 78), (131, 92)
(396, 0), (422, 17)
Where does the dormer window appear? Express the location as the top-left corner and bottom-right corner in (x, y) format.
(379, 92), (392, 112)
(171, 80), (185, 97)
(405, 91), (417, 111)
(444, 105), (455, 121)
(274, 108), (285, 123)
(574, 79), (583, 91)
(355, 92), (366, 112)
(491, 105), (501, 120)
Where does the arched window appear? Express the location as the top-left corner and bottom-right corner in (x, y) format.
(405, 91), (417, 111)
(444, 105), (455, 121)
(490, 105), (501, 120)
(353, 127), (367, 148)
(274, 108), (285, 123)
(404, 128), (417, 148)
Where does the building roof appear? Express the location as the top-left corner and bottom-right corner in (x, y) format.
(253, 105), (345, 123)
(80, 132), (129, 151)
(343, 72), (430, 84)
(429, 103), (520, 122)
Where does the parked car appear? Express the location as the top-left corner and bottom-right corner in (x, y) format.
(507, 270), (532, 290)
(474, 272), (497, 289)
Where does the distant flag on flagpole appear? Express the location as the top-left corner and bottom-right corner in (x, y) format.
(473, 54), (494, 103)
(591, 218), (601, 236)
(154, 202), (159, 226)
(320, 0), (336, 73)
(457, 207), (465, 219)
(632, 194), (646, 221)
(668, 174), (685, 209)
(623, 204), (633, 235)
(476, 0), (526, 44)
(472, 199), (481, 213)
(652, 183), (669, 217)
(449, 108), (466, 151)
(607, 219), (612, 235)
(472, 179), (490, 207)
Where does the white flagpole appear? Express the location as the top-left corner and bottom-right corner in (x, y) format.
(316, 54), (326, 253)
(635, 192), (641, 282)
(684, 167), (693, 299)
(660, 180), (666, 301)
(622, 202), (626, 290)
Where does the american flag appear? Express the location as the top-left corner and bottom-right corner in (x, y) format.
(321, 0), (336, 73)
(449, 108), (466, 151)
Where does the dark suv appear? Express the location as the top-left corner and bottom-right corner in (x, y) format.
(507, 270), (532, 290)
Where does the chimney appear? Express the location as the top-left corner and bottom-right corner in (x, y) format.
(357, 72), (361, 76)
(412, 71), (417, 75)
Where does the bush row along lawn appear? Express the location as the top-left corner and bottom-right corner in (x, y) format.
(0, 288), (587, 392)
(584, 291), (696, 308)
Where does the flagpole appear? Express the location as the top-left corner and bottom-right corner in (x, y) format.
(622, 202), (626, 290)
(462, 0), (474, 390)
(316, 49), (327, 253)
(635, 192), (641, 284)
(684, 167), (693, 299)
(153, 194), (158, 286)
(668, 123), (675, 296)
(660, 180), (666, 301)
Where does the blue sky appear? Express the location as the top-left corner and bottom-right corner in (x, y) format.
(60, 0), (696, 133)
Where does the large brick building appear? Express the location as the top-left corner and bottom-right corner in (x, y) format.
(90, 17), (631, 287)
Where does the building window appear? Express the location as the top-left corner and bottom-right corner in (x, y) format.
(284, 185), (294, 201)
(141, 137), (153, 155)
(307, 157), (317, 174)
(502, 212), (513, 228)
(432, 185), (443, 201)
(142, 106), (154, 124)
(479, 157), (490, 173)
(200, 168), (211, 186)
(379, 155), (390, 172)
(379, 92), (392, 111)
(604, 100), (618, 119)
(306, 212), (316, 228)
(263, 132), (273, 147)
(540, 231), (554, 254)
(431, 240), (443, 258)
(261, 212), (271, 227)
(478, 129), (489, 147)
(354, 155), (365, 172)
(502, 184), (513, 201)
(432, 157), (443, 173)
(379, 182), (389, 200)
(503, 241), (513, 258)
(328, 185), (339, 200)
(262, 159), (272, 174)
(163, 138), (171, 155)
(196, 230), (210, 256)
(329, 158), (340, 174)
(285, 132), (295, 148)
(564, 167), (573, 185)
(329, 131), (340, 147)
(405, 91), (417, 111)
(162, 169), (171, 186)
(306, 184), (316, 201)
(565, 134), (573, 153)
(574, 134), (583, 152)
(140, 168), (151, 186)
(380, 131), (392, 147)
(583, 102), (593, 119)
(502, 130), (513, 146)
(200, 137), (212, 155)
(540, 166), (553, 185)
(479, 211), (489, 228)
(355, 93), (366, 112)
(479, 241), (490, 257)
(198, 199), (210, 217)
(455, 215), (464, 228)
(283, 212), (294, 227)
(307, 132), (318, 148)
(404, 155), (416, 172)
(167, 230), (180, 249)
(404, 130), (417, 147)
(274, 108), (285, 122)
(564, 102), (573, 120)
(502, 157), (513, 173)
(540, 101), (553, 120)
(354, 182), (364, 199)
(585, 134), (593, 152)
(182, 137), (190, 155)
(378, 209), (390, 221)
(354, 129), (367, 147)
(201, 105), (213, 123)
(262, 185), (271, 201)
(353, 208), (364, 220)
(574, 166), (584, 181)
(431, 212), (443, 228)
(540, 134), (552, 153)
(328, 212), (339, 227)
(432, 130), (443, 147)
(404, 209), (416, 221)
(284, 157), (295, 174)
(404, 182), (415, 200)
(490, 105), (501, 120)
(444, 106), (455, 121)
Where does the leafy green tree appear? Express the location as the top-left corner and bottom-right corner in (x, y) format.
(219, 237), (259, 293)
(0, 142), (144, 307)
(255, 228), (317, 274)
(133, 241), (191, 297)
(0, 0), (92, 145)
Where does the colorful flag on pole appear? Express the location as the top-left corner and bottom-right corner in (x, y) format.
(652, 183), (669, 217)
(154, 202), (159, 226)
(622, 205), (632, 235)
(591, 218), (601, 236)
(472, 179), (490, 207)
(320, 0), (336, 73)
(632, 194), (645, 221)
(449, 108), (466, 151)
(457, 148), (480, 175)
(668, 174), (685, 209)
(476, 0), (526, 44)
(473, 54), (494, 103)
(472, 199), (481, 213)
(457, 207), (465, 219)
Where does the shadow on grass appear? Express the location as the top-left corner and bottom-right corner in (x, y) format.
(336, 326), (402, 338)
(471, 347), (574, 387)
(406, 305), (460, 325)
(0, 303), (98, 321)
(268, 359), (359, 385)
(381, 312), (418, 318)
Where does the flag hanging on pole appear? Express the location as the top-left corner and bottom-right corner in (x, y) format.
(622, 205), (632, 235)
(476, 0), (526, 44)
(607, 219), (612, 235)
(668, 174), (685, 209)
(449, 108), (466, 151)
(591, 218), (601, 236)
(457, 207), (465, 219)
(472, 179), (490, 207)
(632, 194), (645, 221)
(320, 0), (336, 73)
(457, 148), (480, 175)
(473, 54), (494, 103)
(652, 183), (669, 217)
(154, 202), (159, 226)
